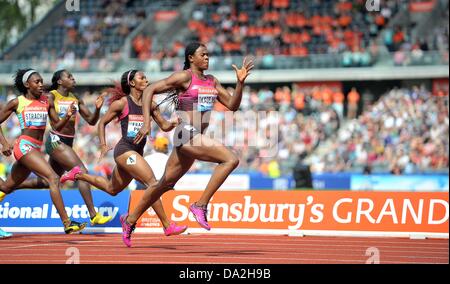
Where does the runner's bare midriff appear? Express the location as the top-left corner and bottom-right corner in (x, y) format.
(21, 128), (45, 142)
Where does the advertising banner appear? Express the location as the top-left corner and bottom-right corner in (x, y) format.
(312, 173), (351, 190)
(0, 190), (129, 233)
(351, 174), (449, 192)
(129, 190), (448, 238)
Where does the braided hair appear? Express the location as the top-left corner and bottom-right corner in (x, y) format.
(156, 42), (206, 111)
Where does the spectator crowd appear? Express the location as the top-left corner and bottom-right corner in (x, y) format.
(309, 85), (449, 174)
(2, 82), (447, 182)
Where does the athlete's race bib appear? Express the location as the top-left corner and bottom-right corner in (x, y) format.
(49, 132), (61, 143)
(24, 106), (48, 127)
(183, 124), (197, 132)
(197, 87), (217, 112)
(57, 100), (78, 118)
(127, 115), (144, 138)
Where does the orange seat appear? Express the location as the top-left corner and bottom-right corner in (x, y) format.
(238, 12), (249, 23)
(272, 0), (289, 9)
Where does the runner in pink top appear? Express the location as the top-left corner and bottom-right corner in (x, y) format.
(120, 42), (254, 246)
(177, 68), (218, 112)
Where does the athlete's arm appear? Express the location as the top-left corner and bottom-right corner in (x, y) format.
(77, 92), (105, 125)
(0, 98), (18, 125)
(0, 125), (12, 156)
(0, 99), (18, 156)
(151, 103), (178, 132)
(97, 98), (125, 161)
(134, 71), (190, 144)
(48, 92), (76, 131)
(216, 57), (254, 111)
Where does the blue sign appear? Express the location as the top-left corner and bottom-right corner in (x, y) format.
(312, 173), (352, 190)
(0, 190), (130, 228)
(351, 174), (449, 191)
(249, 173), (295, 190)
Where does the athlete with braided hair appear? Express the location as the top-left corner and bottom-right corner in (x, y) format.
(11, 69), (112, 226)
(121, 42), (254, 247)
(60, 70), (187, 245)
(0, 69), (86, 234)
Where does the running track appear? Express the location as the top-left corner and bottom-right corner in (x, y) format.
(0, 234), (448, 264)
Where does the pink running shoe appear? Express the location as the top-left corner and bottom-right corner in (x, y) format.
(120, 214), (135, 248)
(164, 223), (188, 236)
(60, 165), (82, 184)
(189, 203), (211, 231)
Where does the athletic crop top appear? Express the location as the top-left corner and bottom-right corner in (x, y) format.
(15, 95), (49, 130)
(51, 90), (78, 122)
(177, 69), (218, 112)
(118, 96), (146, 146)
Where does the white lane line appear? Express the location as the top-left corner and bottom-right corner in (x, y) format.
(1, 239), (448, 252)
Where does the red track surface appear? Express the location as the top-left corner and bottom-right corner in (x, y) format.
(0, 234), (448, 264)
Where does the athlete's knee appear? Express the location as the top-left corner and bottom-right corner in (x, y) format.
(0, 177), (14, 193)
(45, 174), (60, 188)
(154, 179), (174, 193)
(141, 178), (156, 188)
(163, 175), (179, 190)
(225, 155), (240, 169)
(106, 184), (120, 196)
(0, 184), (10, 194)
(109, 190), (119, 196)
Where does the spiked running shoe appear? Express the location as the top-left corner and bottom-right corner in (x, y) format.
(189, 203), (211, 231)
(0, 228), (12, 239)
(163, 223), (188, 236)
(120, 214), (135, 247)
(64, 220), (87, 234)
(90, 213), (113, 226)
(60, 165), (82, 184)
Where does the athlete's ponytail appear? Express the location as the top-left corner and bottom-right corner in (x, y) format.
(107, 69), (138, 104)
(156, 90), (179, 112)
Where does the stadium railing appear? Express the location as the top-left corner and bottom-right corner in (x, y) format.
(0, 51), (447, 74)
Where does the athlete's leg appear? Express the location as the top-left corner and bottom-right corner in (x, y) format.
(50, 143), (98, 218)
(14, 176), (49, 189)
(126, 148), (195, 225)
(15, 150), (71, 225)
(179, 134), (239, 206)
(10, 155), (65, 190)
(115, 151), (173, 229)
(0, 161), (32, 194)
(0, 227), (12, 238)
(74, 165), (133, 196)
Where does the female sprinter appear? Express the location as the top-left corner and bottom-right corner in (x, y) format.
(0, 69), (86, 234)
(121, 42), (253, 246)
(14, 69), (112, 226)
(60, 70), (187, 246)
(0, 128), (13, 238)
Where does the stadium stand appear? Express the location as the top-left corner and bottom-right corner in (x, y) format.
(0, 0), (448, 182)
(308, 85), (449, 174)
(2, 0), (448, 72)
